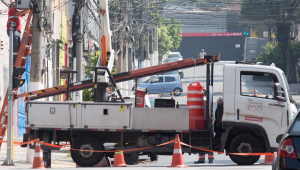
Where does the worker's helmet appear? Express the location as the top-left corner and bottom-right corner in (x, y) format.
(217, 97), (223, 105)
(201, 49), (204, 52)
(9, 1), (15, 8)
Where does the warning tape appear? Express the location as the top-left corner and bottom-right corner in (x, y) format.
(2, 138), (275, 156)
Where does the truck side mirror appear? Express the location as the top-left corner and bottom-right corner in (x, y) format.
(276, 134), (283, 143)
(274, 83), (285, 101)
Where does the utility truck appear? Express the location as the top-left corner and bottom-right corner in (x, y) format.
(22, 57), (297, 166)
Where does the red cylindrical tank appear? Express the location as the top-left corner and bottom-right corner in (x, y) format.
(136, 88), (146, 107)
(187, 82), (205, 130)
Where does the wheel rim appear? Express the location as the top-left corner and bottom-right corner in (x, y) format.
(237, 142), (253, 153)
(79, 143), (94, 158)
(174, 89), (181, 95)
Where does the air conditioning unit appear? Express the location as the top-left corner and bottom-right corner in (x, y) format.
(16, 0), (31, 9)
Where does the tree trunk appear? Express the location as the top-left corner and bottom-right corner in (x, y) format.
(277, 23), (297, 83)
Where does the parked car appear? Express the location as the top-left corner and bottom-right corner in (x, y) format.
(148, 94), (161, 108)
(162, 58), (179, 64)
(169, 52), (183, 60)
(160, 70), (181, 80)
(162, 57), (184, 78)
(272, 109), (300, 170)
(138, 75), (183, 96)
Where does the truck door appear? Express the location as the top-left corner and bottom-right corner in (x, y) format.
(234, 68), (288, 147)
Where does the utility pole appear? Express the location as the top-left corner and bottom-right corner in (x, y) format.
(149, 28), (154, 66)
(145, 0), (149, 61)
(116, 2), (123, 74)
(139, 0), (145, 69)
(74, 0), (84, 101)
(3, 22), (15, 166)
(26, 0), (44, 164)
(30, 0), (43, 91)
(154, 26), (158, 65)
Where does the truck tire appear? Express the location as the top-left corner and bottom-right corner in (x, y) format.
(228, 134), (261, 165)
(150, 153), (158, 161)
(71, 136), (104, 167)
(124, 152), (139, 165)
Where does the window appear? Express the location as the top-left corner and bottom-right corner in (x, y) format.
(240, 71), (276, 99)
(165, 76), (175, 82)
(151, 77), (163, 83)
(143, 76), (153, 83)
(169, 54), (181, 58)
(290, 116), (300, 134)
(282, 73), (293, 102)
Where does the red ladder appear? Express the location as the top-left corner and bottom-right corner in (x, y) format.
(0, 10), (33, 147)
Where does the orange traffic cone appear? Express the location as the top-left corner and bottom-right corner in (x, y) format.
(113, 151), (128, 167)
(169, 134), (188, 167)
(260, 153), (275, 164)
(32, 141), (45, 169)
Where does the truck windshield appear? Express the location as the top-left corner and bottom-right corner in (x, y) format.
(282, 73), (293, 102)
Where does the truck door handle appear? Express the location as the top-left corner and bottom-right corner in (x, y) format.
(237, 109), (240, 120)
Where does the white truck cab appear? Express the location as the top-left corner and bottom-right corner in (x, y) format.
(219, 63), (297, 165)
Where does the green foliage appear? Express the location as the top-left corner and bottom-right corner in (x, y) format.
(157, 18), (182, 56)
(85, 51), (100, 79)
(158, 27), (173, 55)
(83, 51), (100, 101)
(290, 42), (300, 79)
(165, 18), (182, 51)
(83, 88), (94, 102)
(241, 0), (300, 82)
(258, 41), (300, 79)
(258, 42), (286, 72)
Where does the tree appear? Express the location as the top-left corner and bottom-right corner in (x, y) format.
(258, 41), (300, 80)
(83, 51), (100, 101)
(158, 26), (173, 56)
(241, 0), (300, 83)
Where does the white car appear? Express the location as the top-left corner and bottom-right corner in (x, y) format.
(169, 52), (183, 60)
(162, 57), (184, 78)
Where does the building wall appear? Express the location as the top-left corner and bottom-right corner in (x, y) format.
(0, 1), (9, 110)
(177, 35), (245, 61)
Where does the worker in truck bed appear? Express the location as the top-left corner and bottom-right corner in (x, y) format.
(7, 1), (30, 63)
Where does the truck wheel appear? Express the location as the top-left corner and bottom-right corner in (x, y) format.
(150, 153), (158, 161)
(124, 152), (139, 165)
(228, 134), (261, 165)
(71, 136), (104, 167)
(173, 88), (182, 96)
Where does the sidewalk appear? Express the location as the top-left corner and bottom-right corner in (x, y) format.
(0, 137), (75, 169)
